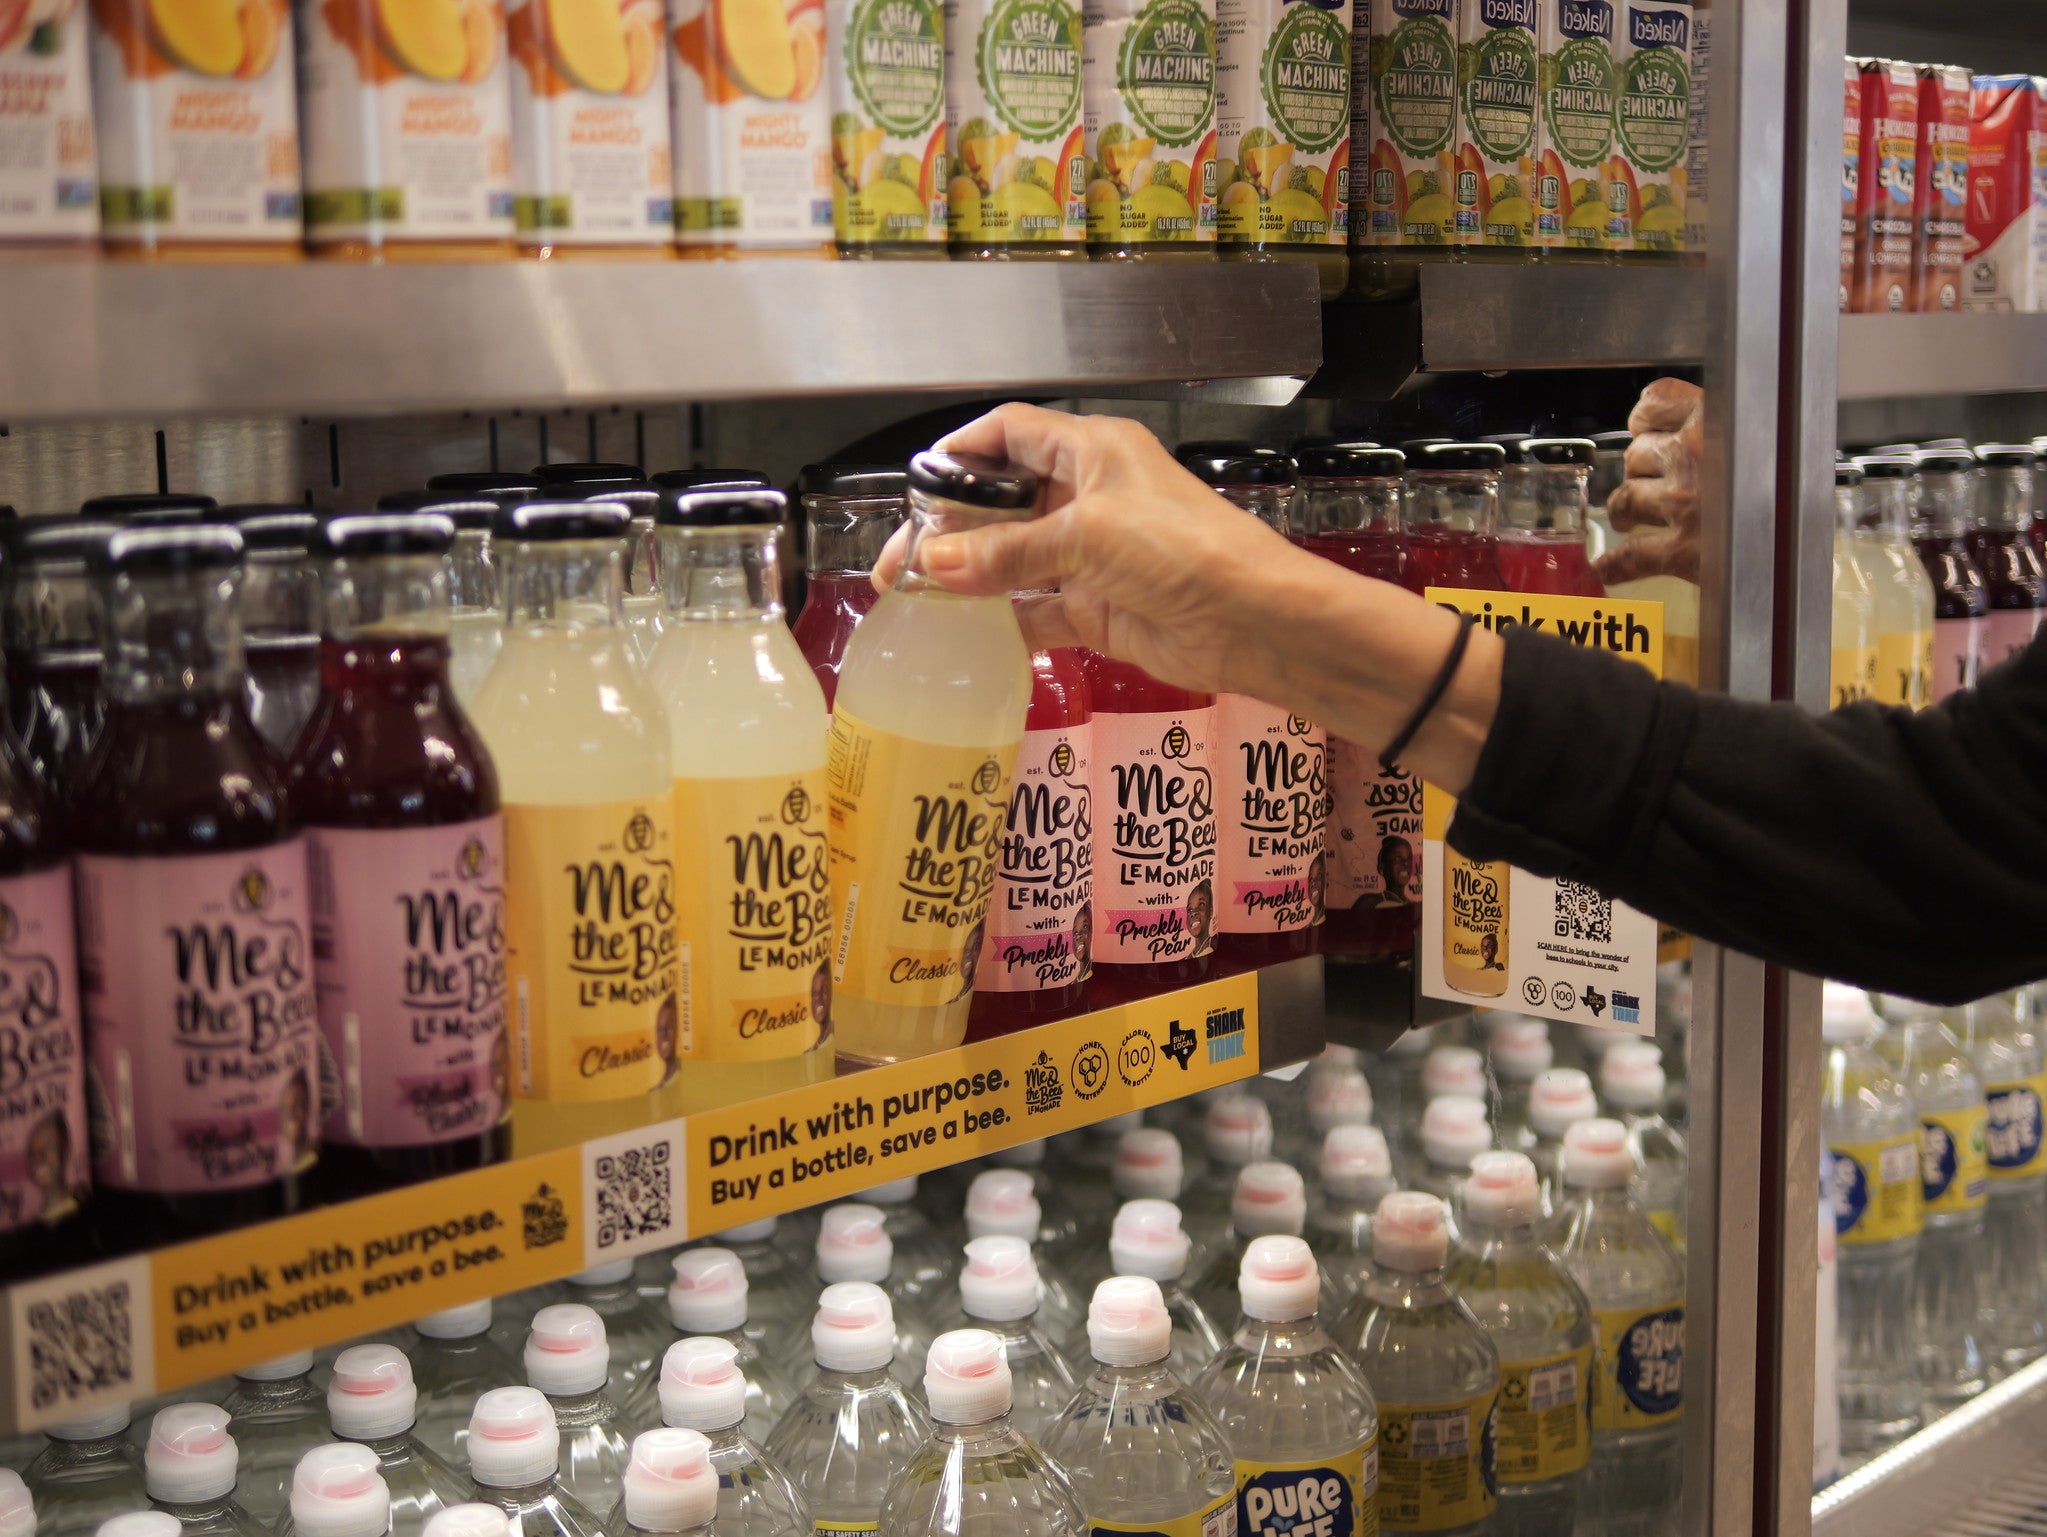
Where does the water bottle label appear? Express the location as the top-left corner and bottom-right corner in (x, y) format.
(1592, 1303), (1683, 1430)
(1233, 1442), (1378, 1536)
(1987, 1073), (2047, 1180)
(1826, 1134), (1922, 1244)
(1494, 1344), (1593, 1484)
(1089, 1490), (1238, 1535)
(1377, 1392), (1498, 1531)
(1919, 1105), (1989, 1214)
(814, 1525), (879, 1536)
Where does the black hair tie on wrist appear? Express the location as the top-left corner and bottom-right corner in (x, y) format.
(1379, 613), (1478, 773)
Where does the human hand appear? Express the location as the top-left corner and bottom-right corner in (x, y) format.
(1597, 377), (1704, 586)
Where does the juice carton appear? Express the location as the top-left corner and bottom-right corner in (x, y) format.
(828, 0), (949, 253)
(1082, 0), (1218, 255)
(1610, 0), (1690, 255)
(506, 0), (674, 253)
(89, 0), (302, 254)
(1911, 64), (1968, 312)
(1536, 0), (1617, 253)
(1964, 75), (2047, 313)
(1452, 0), (1538, 249)
(0, 0), (97, 247)
(671, 0), (833, 251)
(1681, 0), (1706, 253)
(300, 0), (516, 257)
(1849, 57), (1916, 311)
(945, 0), (1088, 255)
(1363, 0), (1455, 249)
(1839, 56), (1857, 309)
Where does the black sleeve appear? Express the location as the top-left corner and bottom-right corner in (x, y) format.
(1447, 626), (2047, 1005)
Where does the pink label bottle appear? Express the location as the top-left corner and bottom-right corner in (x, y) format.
(792, 464), (908, 710)
(1913, 451), (1991, 702)
(1969, 447), (2047, 673)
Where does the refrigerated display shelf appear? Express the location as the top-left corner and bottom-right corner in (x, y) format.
(0, 956), (1321, 1434)
(1838, 313), (2047, 401)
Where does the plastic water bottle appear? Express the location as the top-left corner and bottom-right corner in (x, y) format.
(418, 1504), (513, 1537)
(0, 1473), (30, 1537)
(643, 1248), (798, 1441)
(1414, 1096), (1492, 1222)
(700, 1218), (814, 1351)
(1050, 1112), (1144, 1234)
(964, 1171), (1086, 1345)
(645, 1339), (806, 1536)
(1448, 1152), (1593, 1536)
(325, 1345), (469, 1536)
(1487, 1018), (1555, 1155)
(856, 1177), (958, 1305)
(1185, 1094), (1275, 1253)
(1067, 1126), (1185, 1264)
(461, 1387), (603, 1537)
(21, 1405), (147, 1537)
(1600, 1042), (1689, 1251)
(761, 1282), (930, 1533)
(97, 1515), (182, 1537)
(522, 1305), (632, 1514)
(1953, 992), (2047, 1372)
(1423, 1045), (1489, 1106)
(1039, 1277), (1237, 1532)
(986, 1141), (1084, 1257)
(1310, 1125), (1397, 1304)
(875, 1330), (1084, 1536)
(1528, 1069), (1600, 1228)
(1193, 1236), (1378, 1537)
(1278, 1062), (1373, 1165)
(1557, 1119), (1685, 1537)
(929, 1236), (1078, 1437)
(559, 1263), (672, 1397)
(1821, 983), (1922, 1454)
(410, 1303), (521, 1470)
(784, 1204), (935, 1384)
(1814, 1151), (1841, 1493)
(1188, 1160), (1321, 1327)
(610, 1430), (718, 1537)
(220, 1353), (328, 1527)
(275, 1444), (390, 1537)
(1371, 1027), (1438, 1175)
(143, 1405), (267, 1537)
(1083, 1199), (1227, 1382)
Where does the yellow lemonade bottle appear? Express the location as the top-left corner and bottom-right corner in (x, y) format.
(646, 486), (835, 1112)
(1855, 455), (1937, 709)
(468, 499), (679, 1155)
(827, 450), (1039, 1065)
(1830, 463), (1879, 710)
(1442, 846), (1510, 998)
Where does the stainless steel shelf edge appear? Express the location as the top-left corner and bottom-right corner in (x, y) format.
(1839, 312), (2047, 401)
(0, 261), (1322, 421)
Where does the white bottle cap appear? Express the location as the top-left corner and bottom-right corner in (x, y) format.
(1231, 1160), (1307, 1238)
(1090, 1111), (1145, 1138)
(1822, 983), (1882, 1044)
(812, 1281), (897, 1372)
(923, 1330), (1012, 1425)
(1113, 1128), (1185, 1201)
(1387, 1026), (1436, 1057)
(50, 1404), (131, 1440)
(668, 1248), (749, 1334)
(524, 1303), (611, 1397)
(1313, 1043), (1363, 1071)
(288, 1443), (391, 1537)
(1489, 1019), (1554, 1082)
(1422, 1045), (1488, 1101)
(568, 1260), (635, 1288)
(236, 1351), (315, 1382)
(1306, 1068), (1373, 1134)
(1319, 1125), (1394, 1202)
(1601, 1041), (1667, 1112)
(816, 1204), (893, 1284)
(146, 1404), (239, 1505)
(656, 1337), (747, 1432)
(1108, 1199), (1193, 1282)
(1238, 1235), (1320, 1323)
(414, 1300), (492, 1340)
(328, 1344), (419, 1440)
(1562, 1118), (1634, 1190)
(858, 1176), (918, 1204)
(1372, 1192), (1450, 1272)
(622, 1429), (717, 1533)
(465, 1387), (560, 1488)
(715, 1216), (778, 1244)
(1087, 1276), (1172, 1367)
(0, 1471), (29, 1537)
(1528, 1069), (1599, 1139)
(420, 1505), (514, 1537)
(1420, 1094), (1492, 1171)
(958, 1235), (1041, 1322)
(1202, 1094), (1274, 1166)
(97, 1516), (179, 1537)
(965, 1169), (1041, 1241)
(1463, 1151), (1541, 1227)
(989, 1140), (1048, 1168)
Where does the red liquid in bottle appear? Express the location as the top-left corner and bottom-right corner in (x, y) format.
(1306, 528), (1405, 585)
(1496, 531), (1607, 597)
(1914, 530), (1989, 701)
(1402, 527), (1507, 594)
(1966, 527), (2047, 671)
(794, 467), (907, 711)
(793, 573), (882, 711)
(969, 646), (1094, 1039)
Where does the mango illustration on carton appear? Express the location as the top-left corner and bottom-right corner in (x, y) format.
(340, 0), (503, 82)
(94, 0), (284, 81)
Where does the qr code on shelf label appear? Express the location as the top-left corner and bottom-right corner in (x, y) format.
(582, 1121), (685, 1265)
(1554, 879), (1615, 944)
(6, 1257), (153, 1430)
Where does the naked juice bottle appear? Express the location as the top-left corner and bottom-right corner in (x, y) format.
(467, 501), (678, 1154)
(1968, 447), (2046, 672)
(1910, 450), (1989, 704)
(646, 487), (835, 1110)
(292, 512), (510, 1196)
(792, 465), (909, 712)
(826, 452), (1038, 1065)
(71, 525), (321, 1241)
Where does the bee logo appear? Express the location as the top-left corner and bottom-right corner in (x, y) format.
(1286, 714), (1314, 736)
(624, 812), (656, 855)
(1160, 724), (1192, 760)
(458, 837), (490, 880)
(1048, 741), (1077, 778)
(234, 866), (272, 912)
(971, 759), (1003, 796)
(782, 785), (812, 824)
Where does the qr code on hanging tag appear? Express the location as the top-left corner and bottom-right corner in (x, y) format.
(1554, 880), (1614, 944)
(8, 1257), (151, 1424)
(583, 1123), (684, 1260)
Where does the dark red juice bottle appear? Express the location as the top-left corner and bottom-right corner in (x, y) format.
(1493, 438), (1607, 598)
(72, 525), (320, 1243)
(1912, 450), (1991, 702)
(1402, 441), (1509, 594)
(291, 513), (509, 1197)
(231, 509), (324, 755)
(1969, 446), (2047, 671)
(792, 464), (908, 709)
(969, 639), (1094, 1039)
(6, 520), (116, 806)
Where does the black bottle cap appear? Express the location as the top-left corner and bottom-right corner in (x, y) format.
(428, 471), (544, 496)
(531, 462), (644, 485)
(1403, 441), (1509, 472)
(1292, 443), (1406, 479)
(231, 509), (322, 553)
(659, 489), (788, 527)
(12, 517), (121, 570)
(1854, 455), (1917, 480)
(797, 463), (910, 500)
(375, 491), (504, 528)
(1836, 463), (1864, 488)
(1914, 450), (1979, 474)
(1524, 438), (1598, 467)
(93, 523), (244, 576)
(1591, 431), (1634, 450)
(1974, 444), (2041, 469)
(651, 468), (774, 492)
(1478, 432), (1535, 460)
(907, 451), (1038, 510)
(79, 492), (220, 520)
(493, 499), (632, 541)
(1175, 442), (1294, 487)
(567, 481), (660, 516)
(314, 512), (457, 558)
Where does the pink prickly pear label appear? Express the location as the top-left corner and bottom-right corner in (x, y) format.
(1092, 706), (1218, 964)
(1327, 738), (1422, 912)
(0, 865), (88, 1235)
(1215, 695), (1327, 933)
(1929, 616), (1982, 702)
(978, 723), (1094, 994)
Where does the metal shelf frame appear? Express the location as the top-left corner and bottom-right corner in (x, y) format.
(1839, 313), (2047, 401)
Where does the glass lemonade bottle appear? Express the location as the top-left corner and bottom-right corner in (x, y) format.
(1910, 450), (1990, 704)
(1830, 467), (1881, 709)
(1968, 446), (2047, 671)
(825, 452), (1038, 1064)
(6, 518), (117, 803)
(792, 465), (909, 712)
(645, 487), (834, 1109)
(232, 509), (324, 754)
(1851, 456), (1936, 709)
(466, 501), (678, 1154)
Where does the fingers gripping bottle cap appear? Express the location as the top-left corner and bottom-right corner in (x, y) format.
(1372, 1193), (1451, 1272)
(237, 1351), (317, 1382)
(1821, 983), (1881, 1044)
(1319, 1125), (1394, 1202)
(1463, 1151), (1542, 1228)
(668, 1249), (749, 1334)
(1528, 1069), (1599, 1139)
(1087, 1276), (1173, 1368)
(965, 1170), (1041, 1241)
(465, 1387), (561, 1488)
(656, 1338), (747, 1432)
(715, 1216), (778, 1244)
(958, 1235), (1042, 1322)
(0, 1470), (30, 1537)
(1113, 1129), (1185, 1202)
(1306, 1068), (1374, 1134)
(288, 1443), (392, 1537)
(923, 1330), (1013, 1426)
(1238, 1235), (1322, 1323)
(1420, 1095), (1492, 1172)
(857, 1176), (919, 1204)
(146, 1404), (240, 1504)
(329, 1344), (420, 1440)
(1561, 1118), (1634, 1190)
(1423, 1045), (1488, 1101)
(97, 1517), (180, 1537)
(1231, 1161), (1308, 1238)
(816, 1204), (893, 1284)
(1203, 1095), (1274, 1167)
(621, 1430), (718, 1533)
(420, 1506), (515, 1537)
(1489, 1020), (1555, 1082)
(51, 1403), (132, 1440)
(525, 1304), (611, 1397)
(812, 1282), (898, 1372)
(1109, 1199), (1193, 1281)
(414, 1300), (493, 1340)
(1600, 1041), (1668, 1112)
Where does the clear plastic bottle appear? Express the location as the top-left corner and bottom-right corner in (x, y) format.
(1188, 1161), (1320, 1329)
(1599, 1042), (1689, 1252)
(606, 1430), (719, 1537)
(638, 1249), (798, 1443)
(1528, 1069), (1600, 1230)
(1422, 1045), (1490, 1107)
(1414, 1096), (1493, 1224)
(220, 1354), (329, 1529)
(1448, 1152), (1593, 1537)
(984, 1142), (1086, 1257)
(274, 1444), (391, 1537)
(557, 1263), (672, 1398)
(1070, 1126), (1186, 1264)
(1183, 1094), (1275, 1256)
(22, 1407), (147, 1537)
(1310, 1125), (1397, 1305)
(876, 1330), (1084, 1536)
(411, 1303), (522, 1470)
(761, 1282), (932, 1533)
(1488, 1018), (1555, 1155)
(1301, 1065), (1376, 1159)
(522, 1305), (632, 1515)
(782, 1204), (937, 1384)
(963, 1172), (1086, 1347)
(924, 1237), (1078, 1439)
(418, 1503), (514, 1537)
(325, 1346), (469, 1537)
(1952, 993), (2047, 1372)
(142, 1406), (267, 1537)
(1556, 1119), (1685, 1537)
(1067, 1199), (1227, 1383)
(95, 1513), (183, 1537)
(856, 1176), (959, 1306)
(1038, 1278), (1237, 1532)
(461, 1388), (605, 1537)
(697, 1218), (816, 1353)
(1370, 1029), (1438, 1176)
(639, 1342), (806, 1536)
